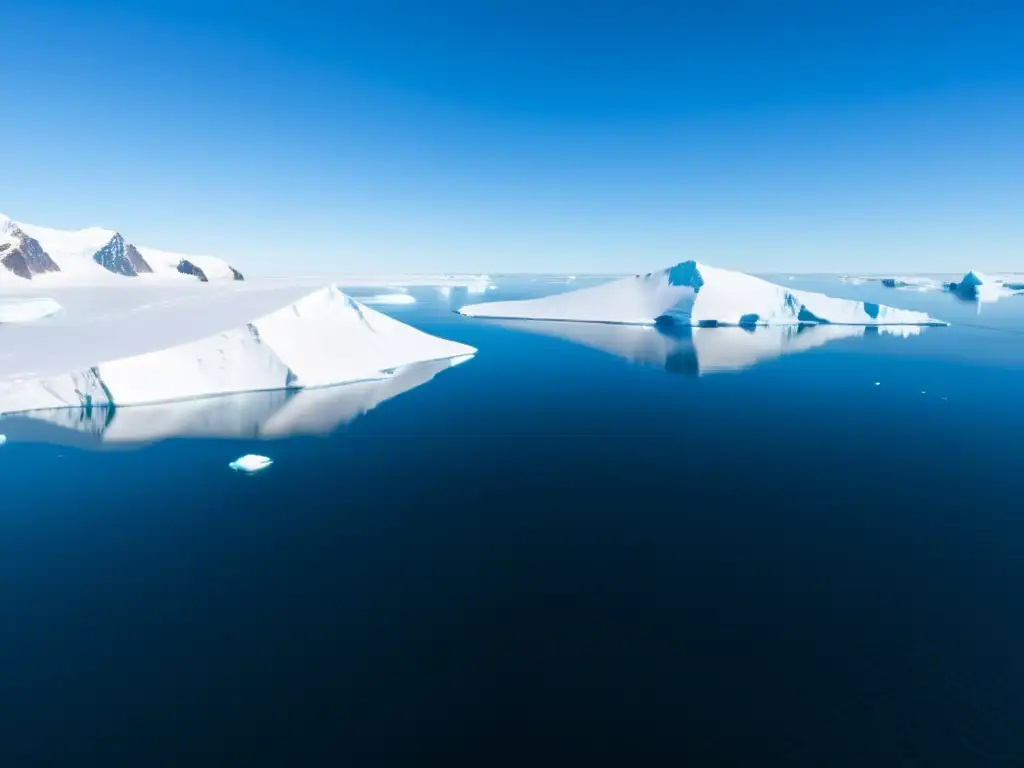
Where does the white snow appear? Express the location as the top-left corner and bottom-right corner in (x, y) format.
(359, 293), (417, 305)
(459, 261), (946, 326)
(0, 282), (476, 413)
(476, 318), (924, 375)
(0, 297), (63, 323)
(229, 454), (272, 473)
(0, 356), (468, 448)
(0, 213), (240, 283)
(136, 247), (239, 281)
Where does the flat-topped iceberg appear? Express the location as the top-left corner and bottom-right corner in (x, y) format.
(0, 357), (468, 448)
(0, 286), (476, 413)
(0, 297), (63, 323)
(458, 261), (946, 326)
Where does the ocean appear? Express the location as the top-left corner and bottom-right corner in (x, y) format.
(2, 277), (1023, 765)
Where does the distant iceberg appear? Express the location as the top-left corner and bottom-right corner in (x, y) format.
(458, 261), (946, 326)
(0, 286), (475, 413)
(866, 271), (1024, 302)
(943, 270), (1018, 303)
(359, 292), (417, 306)
(0, 297), (62, 323)
(477, 318), (924, 375)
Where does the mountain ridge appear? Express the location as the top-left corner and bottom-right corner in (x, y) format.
(0, 213), (244, 282)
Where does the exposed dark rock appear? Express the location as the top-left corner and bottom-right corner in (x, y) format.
(0, 225), (61, 278)
(125, 242), (153, 274)
(93, 233), (153, 276)
(177, 259), (209, 282)
(229, 265), (244, 281)
(1, 249), (32, 279)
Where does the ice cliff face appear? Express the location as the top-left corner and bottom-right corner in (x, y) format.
(92, 233), (154, 276)
(0, 286), (476, 412)
(0, 221), (61, 279)
(458, 261), (947, 326)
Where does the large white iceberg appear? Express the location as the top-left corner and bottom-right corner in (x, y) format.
(0, 285), (475, 413)
(458, 261), (945, 326)
(0, 297), (62, 323)
(478, 318), (923, 375)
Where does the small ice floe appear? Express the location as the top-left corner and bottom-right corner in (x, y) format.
(229, 454), (273, 473)
(0, 434), (7, 446)
(360, 293), (417, 306)
(874, 382), (881, 386)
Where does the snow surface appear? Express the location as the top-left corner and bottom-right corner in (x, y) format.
(0, 297), (63, 323)
(0, 213), (241, 283)
(0, 281), (476, 413)
(0, 357), (467, 448)
(458, 261), (946, 326)
(479, 318), (924, 375)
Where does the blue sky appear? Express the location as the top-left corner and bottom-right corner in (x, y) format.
(3, 0), (1022, 274)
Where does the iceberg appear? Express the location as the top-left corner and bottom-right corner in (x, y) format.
(229, 454), (273, 473)
(0, 297), (62, 323)
(0, 285), (476, 413)
(458, 261), (945, 326)
(477, 318), (924, 375)
(359, 292), (417, 306)
(943, 270), (1016, 303)
(0, 357), (468, 449)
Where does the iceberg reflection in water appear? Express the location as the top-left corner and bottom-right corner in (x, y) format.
(0, 356), (469, 450)
(483, 318), (924, 375)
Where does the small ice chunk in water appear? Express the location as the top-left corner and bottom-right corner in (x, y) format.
(229, 454), (273, 473)
(0, 435), (7, 446)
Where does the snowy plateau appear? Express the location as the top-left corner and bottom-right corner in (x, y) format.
(0, 282), (476, 415)
(458, 261), (947, 326)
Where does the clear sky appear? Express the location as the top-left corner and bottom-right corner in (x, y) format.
(3, 0), (1022, 275)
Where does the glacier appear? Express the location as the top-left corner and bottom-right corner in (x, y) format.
(0, 285), (475, 413)
(477, 318), (923, 376)
(458, 261), (946, 326)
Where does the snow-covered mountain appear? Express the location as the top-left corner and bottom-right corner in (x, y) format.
(0, 214), (245, 282)
(0, 220), (61, 278)
(458, 261), (947, 326)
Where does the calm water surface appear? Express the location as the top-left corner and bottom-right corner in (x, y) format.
(2, 278), (1023, 765)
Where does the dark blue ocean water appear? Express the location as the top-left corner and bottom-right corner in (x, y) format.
(2, 279), (1024, 765)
